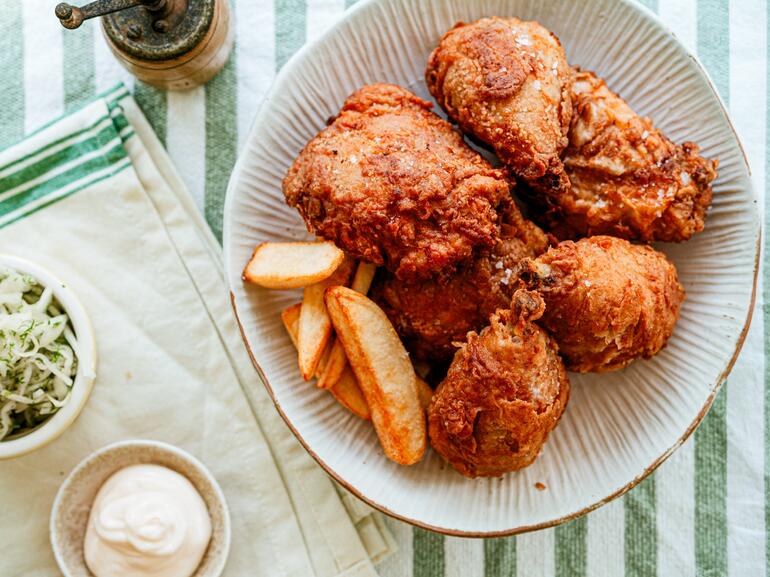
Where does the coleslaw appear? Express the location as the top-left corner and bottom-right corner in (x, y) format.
(0, 266), (79, 440)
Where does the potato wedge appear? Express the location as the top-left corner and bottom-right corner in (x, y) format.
(350, 261), (378, 293)
(415, 376), (433, 412)
(298, 256), (356, 379)
(317, 341), (347, 389)
(325, 286), (426, 465)
(329, 368), (371, 420)
(283, 303), (334, 370)
(243, 241), (344, 288)
(281, 303), (303, 347)
(282, 303), (370, 420)
(317, 262), (378, 389)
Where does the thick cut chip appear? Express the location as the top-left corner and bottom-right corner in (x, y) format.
(243, 241), (344, 289)
(415, 376), (433, 412)
(325, 286), (426, 465)
(318, 262), (378, 389)
(298, 256), (356, 379)
(330, 368), (371, 420)
(281, 303), (370, 419)
(281, 303), (303, 344)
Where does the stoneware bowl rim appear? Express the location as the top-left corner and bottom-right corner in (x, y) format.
(49, 439), (232, 577)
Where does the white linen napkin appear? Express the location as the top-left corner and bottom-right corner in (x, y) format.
(0, 84), (393, 577)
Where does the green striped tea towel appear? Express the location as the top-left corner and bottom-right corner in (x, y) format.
(0, 84), (392, 577)
(1, 0), (766, 575)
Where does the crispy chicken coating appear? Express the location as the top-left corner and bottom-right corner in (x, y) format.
(283, 83), (510, 281)
(533, 69), (717, 242)
(426, 17), (573, 194)
(428, 289), (569, 478)
(370, 199), (551, 362)
(519, 236), (685, 372)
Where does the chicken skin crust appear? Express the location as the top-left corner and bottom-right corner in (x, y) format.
(426, 17), (573, 194)
(428, 289), (570, 478)
(370, 199), (551, 362)
(519, 236), (685, 372)
(283, 83), (510, 281)
(537, 69), (717, 242)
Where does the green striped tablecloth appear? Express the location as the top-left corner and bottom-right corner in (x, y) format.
(0, 0), (764, 575)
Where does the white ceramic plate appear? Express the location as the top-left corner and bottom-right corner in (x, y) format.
(223, 0), (758, 535)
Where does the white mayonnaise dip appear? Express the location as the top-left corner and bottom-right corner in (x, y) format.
(84, 464), (212, 577)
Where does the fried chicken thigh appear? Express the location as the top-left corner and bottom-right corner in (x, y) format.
(283, 83), (510, 281)
(537, 69), (717, 242)
(519, 236), (685, 372)
(428, 289), (569, 478)
(370, 199), (551, 362)
(426, 17), (573, 194)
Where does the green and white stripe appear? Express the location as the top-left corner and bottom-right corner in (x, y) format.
(0, 0), (766, 575)
(22, 0), (63, 131)
(0, 84), (131, 228)
(0, 2), (23, 150)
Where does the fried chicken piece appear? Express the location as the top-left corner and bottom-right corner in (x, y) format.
(370, 199), (551, 362)
(426, 17), (573, 194)
(428, 289), (569, 478)
(533, 69), (718, 242)
(519, 236), (685, 372)
(283, 83), (510, 281)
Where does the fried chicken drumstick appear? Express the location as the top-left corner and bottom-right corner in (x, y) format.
(429, 289), (569, 478)
(539, 69), (718, 242)
(283, 83), (510, 281)
(519, 236), (685, 372)
(426, 17), (573, 195)
(370, 199), (551, 362)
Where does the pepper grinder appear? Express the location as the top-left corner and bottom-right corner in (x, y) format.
(55, 0), (233, 90)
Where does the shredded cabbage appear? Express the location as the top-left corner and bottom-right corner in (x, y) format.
(0, 266), (78, 440)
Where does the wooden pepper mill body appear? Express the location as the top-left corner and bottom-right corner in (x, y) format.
(56, 0), (233, 91)
(104, 0), (232, 90)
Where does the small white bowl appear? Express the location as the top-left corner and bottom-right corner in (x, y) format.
(50, 440), (232, 577)
(0, 255), (96, 459)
